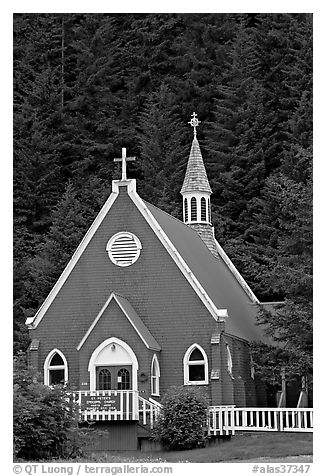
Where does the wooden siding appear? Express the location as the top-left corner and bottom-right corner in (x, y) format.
(29, 186), (258, 405)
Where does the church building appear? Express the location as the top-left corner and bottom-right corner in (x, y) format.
(26, 113), (268, 449)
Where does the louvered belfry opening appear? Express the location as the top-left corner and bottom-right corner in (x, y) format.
(190, 197), (197, 221)
(107, 232), (142, 267)
(184, 197), (188, 222)
(201, 197), (207, 221)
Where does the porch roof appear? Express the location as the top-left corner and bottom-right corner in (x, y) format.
(77, 292), (161, 351)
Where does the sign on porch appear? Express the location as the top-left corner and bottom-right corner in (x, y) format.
(81, 394), (120, 412)
(76, 390), (135, 419)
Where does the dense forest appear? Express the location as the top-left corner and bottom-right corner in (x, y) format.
(13, 13), (312, 386)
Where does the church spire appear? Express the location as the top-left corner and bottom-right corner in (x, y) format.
(181, 113), (219, 259)
(180, 135), (212, 195)
(181, 113), (212, 221)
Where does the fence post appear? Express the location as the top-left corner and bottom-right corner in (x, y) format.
(230, 407), (235, 435)
(279, 410), (283, 432)
(133, 391), (139, 420)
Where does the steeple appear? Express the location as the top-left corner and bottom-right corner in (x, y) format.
(180, 137), (212, 196)
(181, 113), (219, 259)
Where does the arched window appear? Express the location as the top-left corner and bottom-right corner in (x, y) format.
(151, 354), (160, 396)
(190, 197), (197, 221)
(98, 368), (112, 390)
(44, 349), (68, 386)
(117, 368), (130, 390)
(226, 344), (233, 378)
(184, 198), (188, 222)
(183, 344), (208, 385)
(208, 198), (211, 223)
(201, 197), (207, 221)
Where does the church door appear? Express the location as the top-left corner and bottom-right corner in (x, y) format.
(96, 365), (132, 391)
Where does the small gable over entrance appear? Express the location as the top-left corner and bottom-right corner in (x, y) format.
(77, 292), (161, 352)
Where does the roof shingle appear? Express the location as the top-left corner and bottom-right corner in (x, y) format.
(181, 138), (212, 194)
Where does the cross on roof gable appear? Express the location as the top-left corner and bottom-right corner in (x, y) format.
(114, 148), (136, 180)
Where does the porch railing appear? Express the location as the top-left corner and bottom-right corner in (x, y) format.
(71, 390), (139, 421)
(70, 391), (313, 435)
(208, 407), (313, 435)
(138, 396), (162, 429)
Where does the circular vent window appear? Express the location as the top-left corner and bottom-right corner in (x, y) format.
(106, 232), (142, 267)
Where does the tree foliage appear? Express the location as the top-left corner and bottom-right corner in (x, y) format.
(14, 354), (87, 460)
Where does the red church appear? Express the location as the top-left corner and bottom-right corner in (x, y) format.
(26, 113), (272, 449)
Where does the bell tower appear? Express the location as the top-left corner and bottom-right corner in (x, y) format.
(181, 113), (218, 258)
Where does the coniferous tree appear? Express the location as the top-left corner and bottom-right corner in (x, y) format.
(250, 149), (312, 384)
(205, 19), (265, 242)
(136, 84), (188, 217)
(22, 183), (87, 314)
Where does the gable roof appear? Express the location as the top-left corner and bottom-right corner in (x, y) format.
(77, 292), (161, 351)
(181, 137), (212, 194)
(27, 179), (263, 342)
(145, 202), (263, 341)
(27, 179), (228, 330)
(26, 186), (119, 329)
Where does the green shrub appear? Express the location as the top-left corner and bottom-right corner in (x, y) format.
(13, 354), (88, 460)
(152, 386), (209, 451)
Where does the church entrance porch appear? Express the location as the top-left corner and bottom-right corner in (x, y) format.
(78, 337), (140, 421)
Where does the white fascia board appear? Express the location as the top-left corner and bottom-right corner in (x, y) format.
(77, 293), (115, 350)
(25, 317), (34, 329)
(25, 189), (120, 329)
(218, 309), (229, 319)
(128, 189), (227, 321)
(114, 297), (160, 351)
(77, 292), (159, 351)
(214, 238), (260, 304)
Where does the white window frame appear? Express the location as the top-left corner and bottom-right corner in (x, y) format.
(183, 343), (209, 385)
(44, 348), (68, 386)
(151, 354), (160, 396)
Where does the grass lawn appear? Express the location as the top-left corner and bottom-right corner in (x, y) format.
(84, 432), (313, 463)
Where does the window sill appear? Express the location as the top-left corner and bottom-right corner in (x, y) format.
(184, 381), (209, 386)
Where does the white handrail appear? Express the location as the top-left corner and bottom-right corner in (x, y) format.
(138, 396), (161, 429)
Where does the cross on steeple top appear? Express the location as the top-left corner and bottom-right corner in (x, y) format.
(188, 112), (201, 138)
(114, 148), (136, 181)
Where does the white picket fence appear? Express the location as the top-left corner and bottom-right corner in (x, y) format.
(208, 406), (313, 435)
